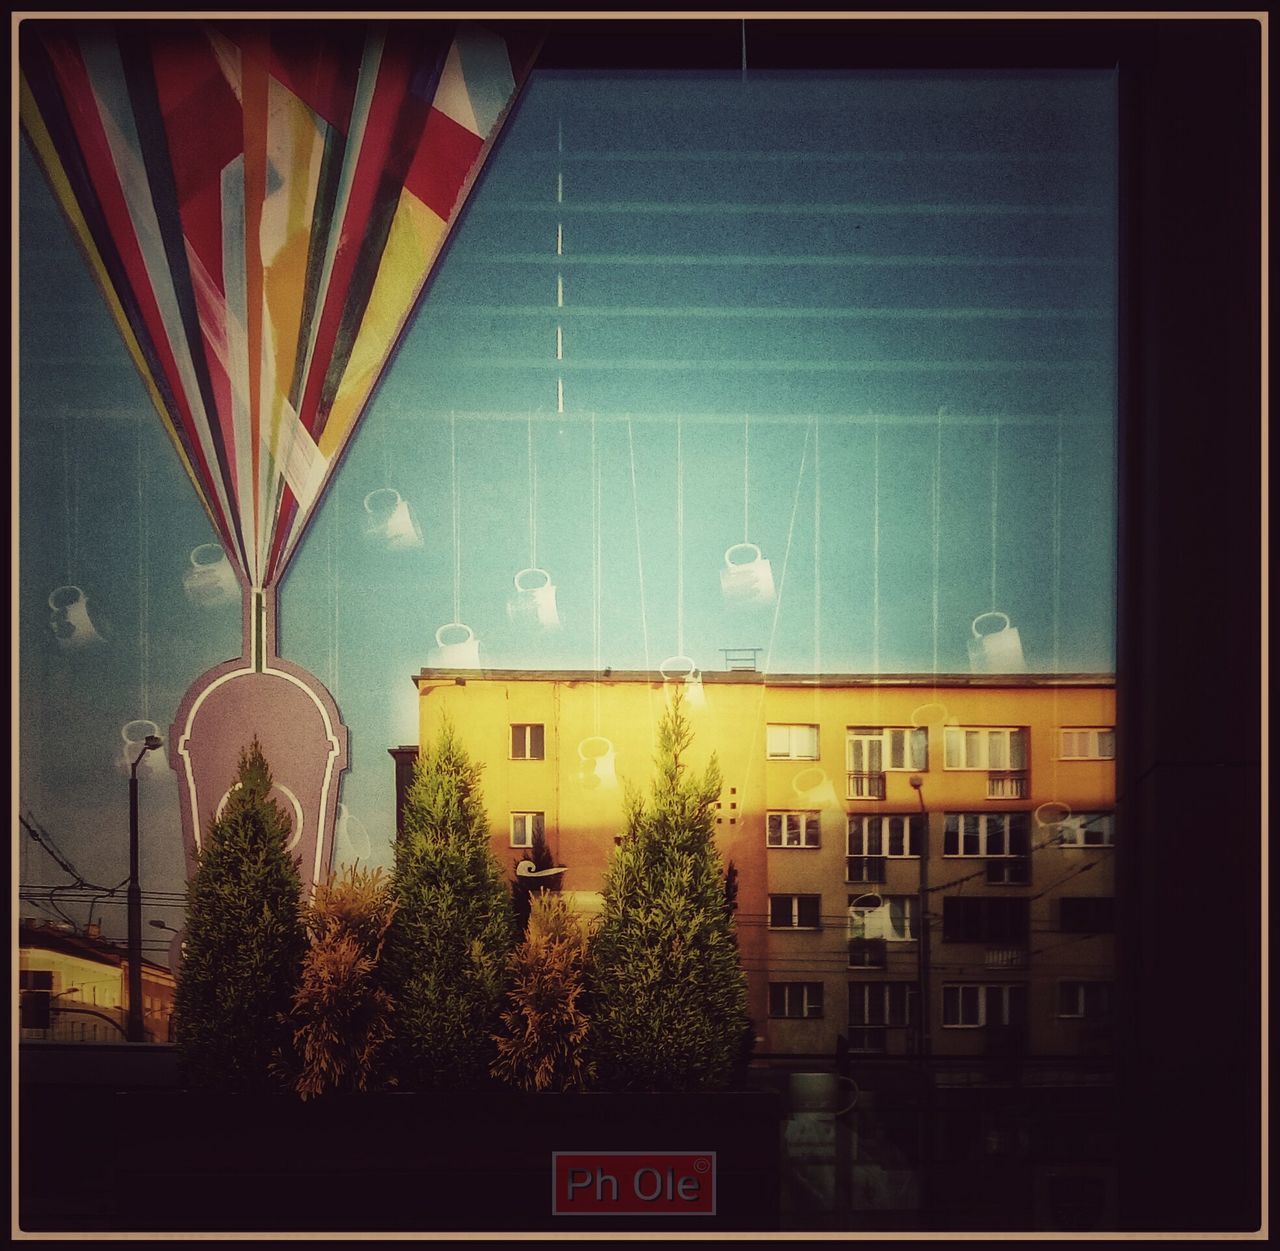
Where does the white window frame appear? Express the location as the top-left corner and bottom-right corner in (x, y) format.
(509, 723), (545, 760)
(1059, 727), (1115, 760)
(1057, 980), (1113, 1020)
(769, 981), (824, 1019)
(766, 723), (820, 760)
(944, 726), (1029, 771)
(848, 981), (915, 1028)
(847, 814), (923, 858)
(943, 812), (1031, 858)
(1056, 812), (1116, 848)
(509, 811), (544, 849)
(942, 982), (1027, 1028)
(767, 810), (821, 848)
(769, 893), (822, 930)
(846, 726), (928, 773)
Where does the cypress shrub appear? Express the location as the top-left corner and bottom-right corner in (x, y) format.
(173, 739), (305, 1090)
(383, 721), (515, 1089)
(590, 689), (752, 1091)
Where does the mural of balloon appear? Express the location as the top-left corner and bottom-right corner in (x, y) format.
(20, 18), (542, 887)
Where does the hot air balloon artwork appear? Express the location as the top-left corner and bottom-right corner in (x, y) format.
(20, 18), (541, 887)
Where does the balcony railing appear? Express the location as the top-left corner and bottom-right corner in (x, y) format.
(847, 771), (886, 800)
(846, 855), (887, 884)
(987, 771), (1029, 799)
(985, 947), (1030, 969)
(985, 856), (1031, 885)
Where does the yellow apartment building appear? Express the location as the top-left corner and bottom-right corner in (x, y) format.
(406, 668), (1116, 1075)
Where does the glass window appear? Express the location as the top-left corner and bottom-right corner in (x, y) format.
(767, 724), (820, 759)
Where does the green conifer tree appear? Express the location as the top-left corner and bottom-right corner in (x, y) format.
(590, 688), (751, 1091)
(383, 721), (515, 1089)
(173, 739), (305, 1090)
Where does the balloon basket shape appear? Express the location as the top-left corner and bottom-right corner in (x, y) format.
(183, 543), (240, 607)
(720, 542), (776, 605)
(788, 1072), (859, 1116)
(659, 655), (705, 708)
(363, 488), (423, 550)
(49, 584), (106, 650)
(336, 802), (372, 862)
(791, 765), (840, 810)
(430, 622), (481, 669)
(120, 719), (169, 779)
(215, 778), (306, 853)
(507, 567), (560, 630)
(168, 585), (349, 892)
(968, 611), (1027, 674)
(577, 735), (618, 792)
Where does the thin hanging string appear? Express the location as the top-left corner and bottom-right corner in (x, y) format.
(591, 414), (602, 733)
(764, 418), (813, 674)
(62, 416), (74, 582)
(741, 17), (747, 79)
(137, 421), (149, 720)
(1052, 420), (1063, 672)
(990, 417), (1000, 608)
(556, 114), (565, 415)
(450, 413), (461, 623)
(627, 417), (657, 747)
(932, 408), (944, 676)
(813, 417), (821, 676)
(743, 411), (750, 542)
(675, 413), (684, 657)
(873, 415), (881, 674)
(528, 415), (537, 568)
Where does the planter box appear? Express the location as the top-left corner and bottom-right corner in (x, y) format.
(19, 1062), (781, 1233)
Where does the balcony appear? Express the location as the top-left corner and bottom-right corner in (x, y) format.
(846, 855), (886, 884)
(985, 857), (1031, 885)
(987, 770), (1029, 799)
(847, 771), (886, 800)
(984, 947), (1029, 969)
(848, 938), (888, 969)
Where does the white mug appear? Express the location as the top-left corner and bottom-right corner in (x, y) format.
(363, 488), (423, 549)
(120, 719), (168, 779)
(49, 585), (104, 649)
(792, 765), (840, 810)
(659, 655), (705, 708)
(577, 735), (618, 791)
(183, 544), (239, 607)
(720, 542), (776, 605)
(507, 567), (560, 629)
(968, 611), (1027, 674)
(431, 622), (481, 669)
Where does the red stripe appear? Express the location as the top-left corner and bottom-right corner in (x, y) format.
(403, 105), (483, 222)
(42, 33), (238, 551)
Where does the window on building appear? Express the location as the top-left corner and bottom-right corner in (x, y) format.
(769, 894), (822, 929)
(510, 723), (545, 760)
(767, 810), (821, 848)
(847, 727), (928, 773)
(1057, 812), (1116, 848)
(848, 981), (916, 1051)
(1059, 896), (1115, 933)
(1058, 980), (1113, 1020)
(942, 897), (1030, 944)
(942, 982), (1028, 1028)
(1059, 727), (1115, 760)
(847, 815), (921, 882)
(944, 727), (1028, 771)
(19, 969), (53, 1031)
(849, 894), (917, 941)
(770, 981), (824, 1019)
(766, 723), (820, 760)
(510, 811), (544, 848)
(943, 813), (1030, 859)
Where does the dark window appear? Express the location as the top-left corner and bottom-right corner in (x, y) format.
(511, 724), (545, 760)
(1059, 896), (1115, 933)
(770, 894), (821, 928)
(942, 897), (1029, 943)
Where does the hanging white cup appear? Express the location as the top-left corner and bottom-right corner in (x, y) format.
(183, 543), (239, 607)
(720, 542), (776, 604)
(431, 622), (481, 669)
(967, 611), (1027, 674)
(48, 584), (104, 649)
(507, 567), (560, 629)
(120, 719), (168, 779)
(659, 655), (705, 708)
(577, 735), (618, 792)
(363, 488), (423, 550)
(792, 765), (840, 810)
(336, 802), (371, 862)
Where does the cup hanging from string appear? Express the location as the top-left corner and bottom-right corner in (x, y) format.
(183, 542), (240, 607)
(508, 415), (560, 630)
(50, 418), (108, 650)
(721, 412), (775, 605)
(431, 414), (480, 669)
(661, 413), (704, 708)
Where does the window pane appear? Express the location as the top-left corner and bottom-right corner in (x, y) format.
(770, 984), (787, 1017)
(805, 814), (821, 845)
(943, 986), (960, 1025)
(1097, 730), (1116, 758)
(961, 985), (980, 1023)
(1011, 729), (1028, 770)
(888, 818), (904, 856)
(770, 897), (792, 927)
(767, 813), (782, 845)
(945, 728), (962, 768)
(511, 725), (523, 757)
(807, 984), (824, 1017)
(888, 731), (903, 770)
(767, 726), (789, 756)
(786, 814), (801, 845)
(965, 730), (981, 767)
(867, 817), (882, 856)
(797, 896), (820, 928)
(987, 817), (1006, 856)
(963, 815), (981, 855)
(911, 728), (928, 771)
(799, 725), (819, 757)
(848, 818), (864, 855)
(985, 985), (1003, 1024)
(850, 986), (866, 1026)
(944, 816), (959, 856)
(530, 724), (544, 758)
(988, 732), (1008, 770)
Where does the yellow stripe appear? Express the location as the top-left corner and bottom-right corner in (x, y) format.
(317, 192), (446, 458)
(20, 74), (218, 531)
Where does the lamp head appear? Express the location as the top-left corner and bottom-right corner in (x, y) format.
(908, 775), (924, 790)
(143, 735), (163, 751)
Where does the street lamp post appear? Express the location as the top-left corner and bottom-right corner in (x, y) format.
(127, 734), (163, 1043)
